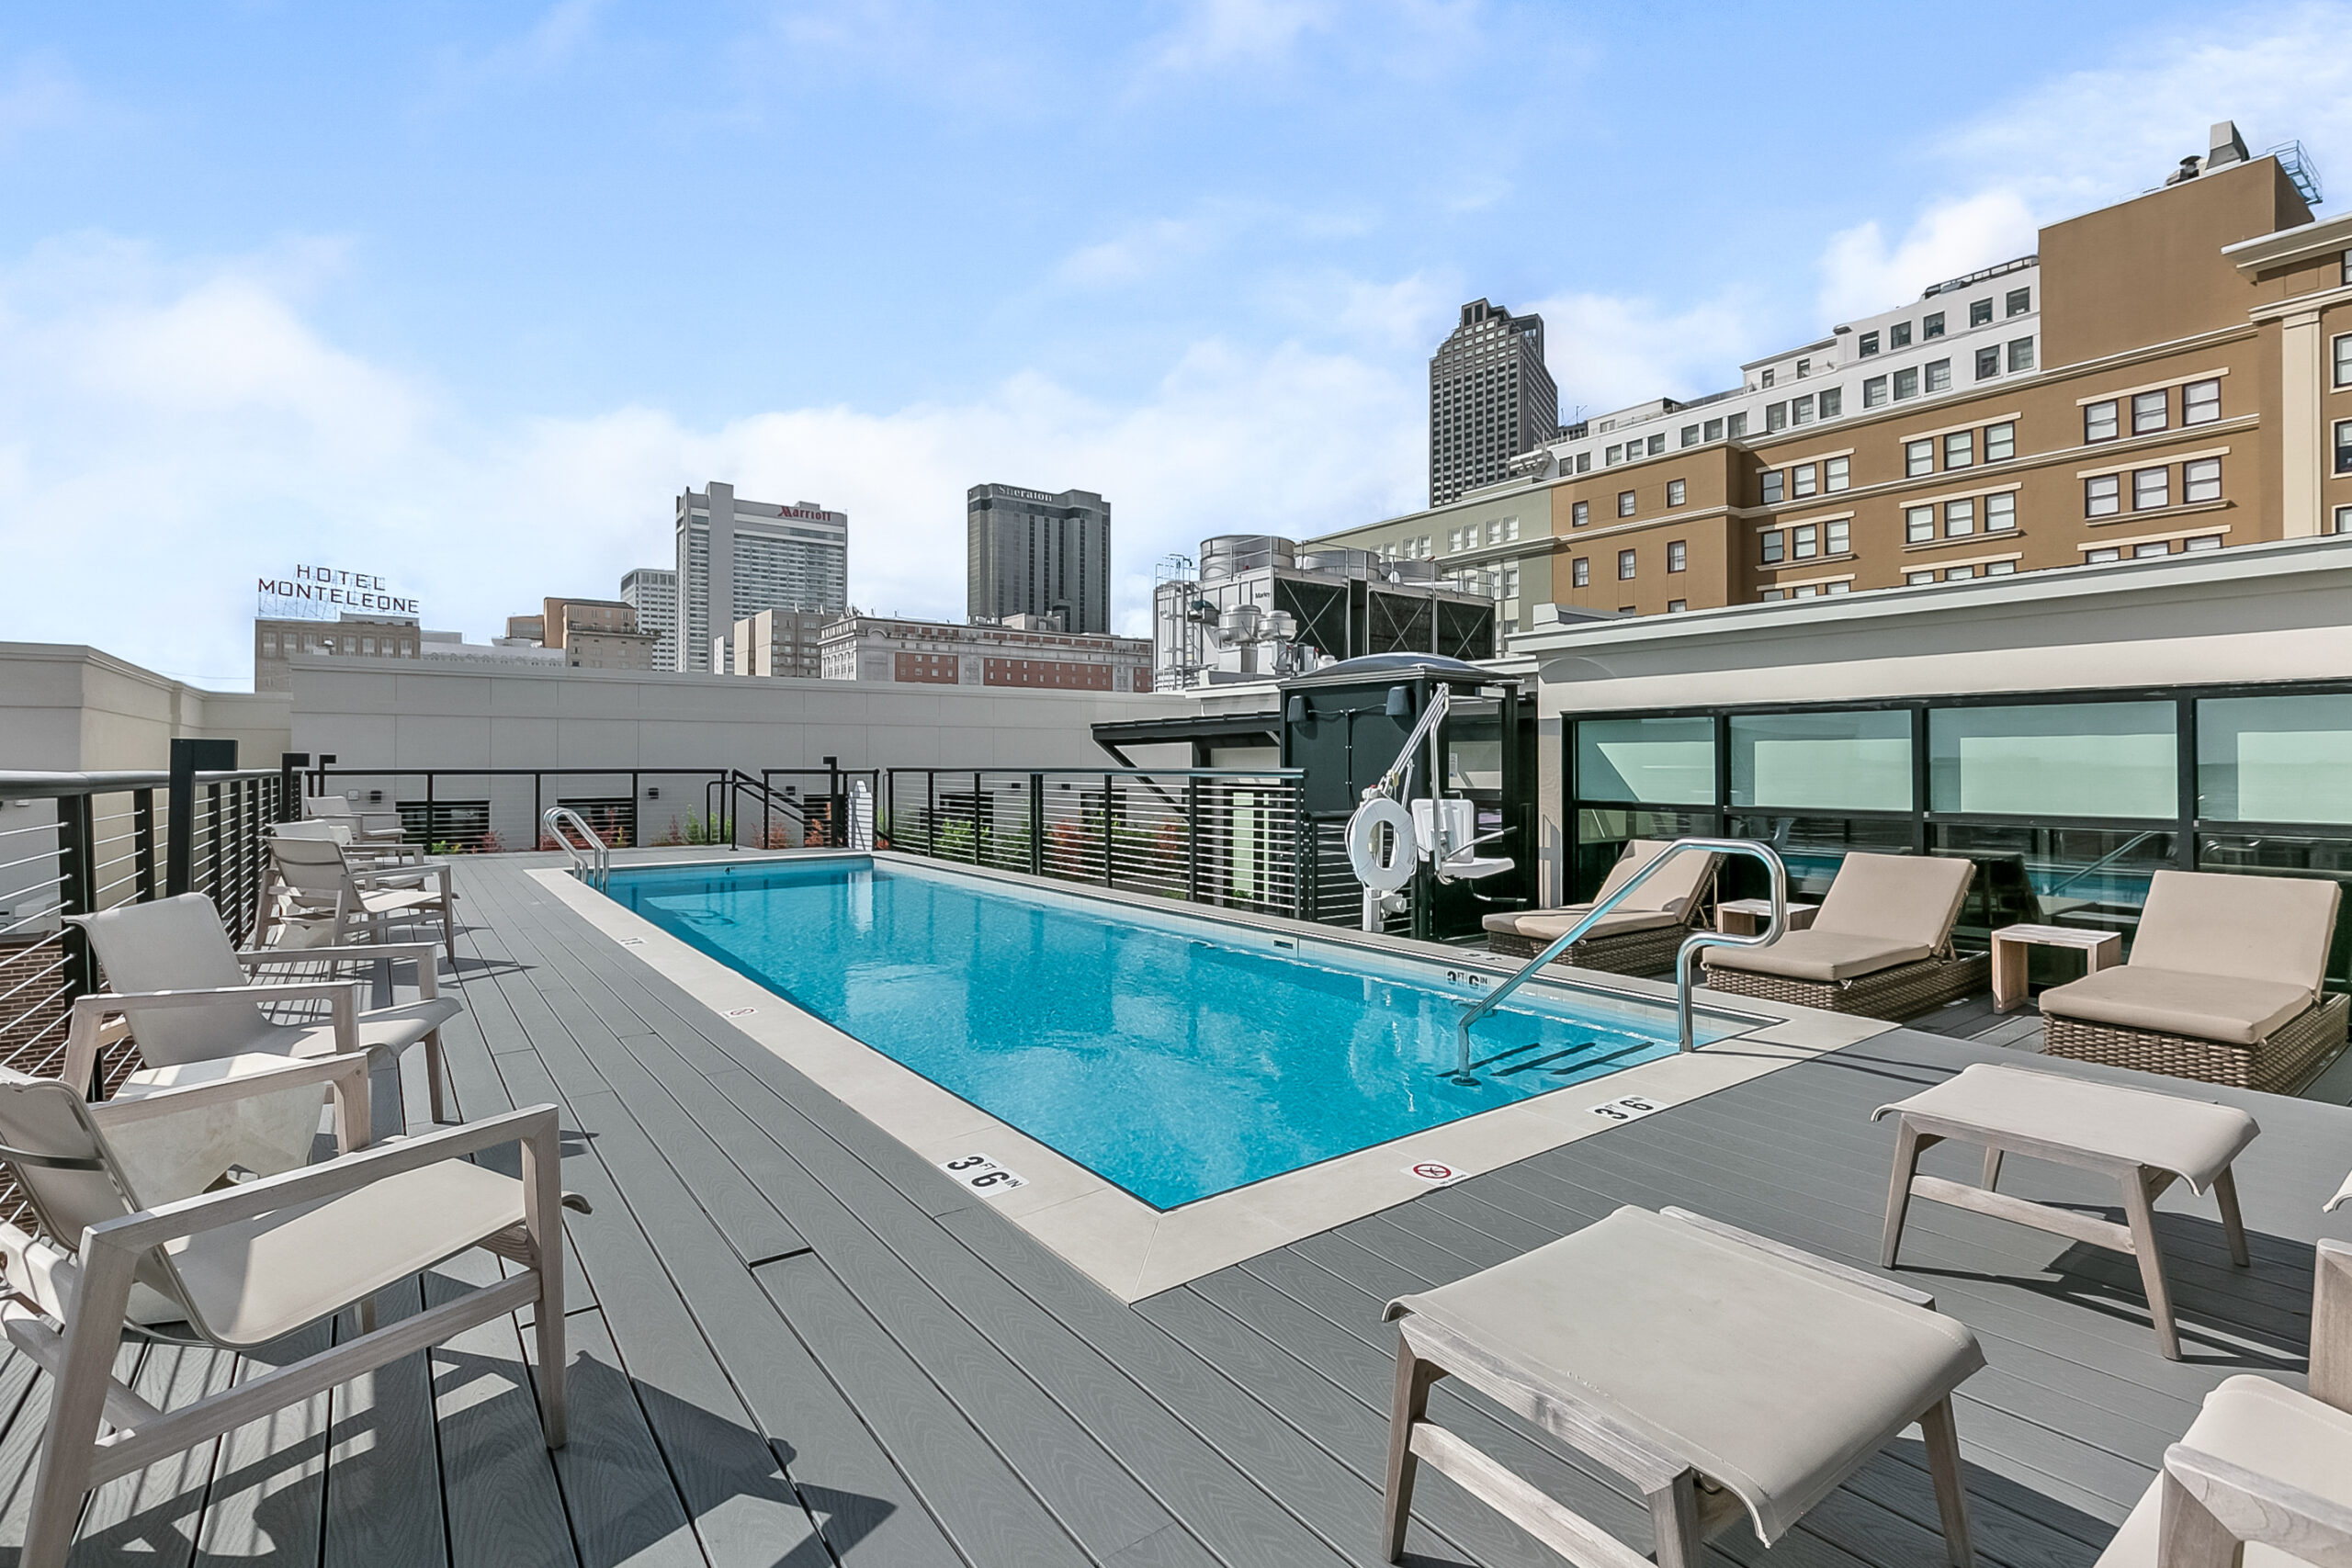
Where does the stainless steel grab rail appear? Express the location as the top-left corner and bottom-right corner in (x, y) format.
(542, 807), (609, 891)
(1452, 837), (1790, 1081)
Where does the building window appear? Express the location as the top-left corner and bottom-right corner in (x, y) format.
(1486, 519), (1502, 545)
(2086, 475), (2121, 516)
(1925, 358), (1951, 393)
(2085, 400), (2119, 442)
(1792, 525), (1818, 559)
(1647, 433), (1665, 456)
(1907, 570), (1935, 585)
(1667, 479), (1687, 506)
(2336, 333), (2352, 389)
(2008, 338), (2036, 372)
(1985, 559), (2016, 575)
(1618, 490), (1637, 516)
(1894, 367), (1919, 400)
(1760, 470), (1784, 504)
(2184, 457), (2222, 503)
(1826, 456), (1849, 491)
(1793, 463), (1817, 498)
(1863, 376), (1889, 408)
(2334, 506), (2352, 536)
(1944, 431), (1973, 468)
(1819, 387), (1842, 418)
(2337, 419), (2352, 473)
(1923, 311), (1945, 339)
(2183, 378), (2221, 425)
(2132, 389), (2167, 434)
(2006, 287), (2031, 317)
(1795, 358), (1811, 378)
(1970, 298), (1993, 327)
(2132, 467), (2170, 510)
(1760, 589), (1785, 602)
(1761, 367), (1775, 389)
(1826, 520), (1849, 554)
(1618, 549), (1636, 580)
(1571, 500), (1589, 526)
(1945, 499), (1975, 536)
(1573, 557), (1589, 586)
(1890, 321), (1913, 349)
(1905, 439), (1933, 477)
(1727, 412), (1748, 438)
(1985, 491), (2017, 532)
(1503, 518), (1519, 541)
(1792, 394), (1815, 424)
(1667, 540), (1688, 572)
(1946, 566), (1975, 581)
(1681, 423), (1700, 446)
(1668, 599), (1688, 613)
(1606, 444), (1623, 465)
(1984, 422), (2015, 461)
(2086, 547), (2122, 563)
(1860, 331), (1880, 356)
(1766, 401), (1788, 431)
(1447, 527), (1463, 551)
(1576, 452), (1592, 473)
(1761, 531), (1784, 564)
(1975, 346), (2000, 379)
(2183, 534), (2222, 552)
(1905, 505), (1934, 543)
(1704, 417), (1724, 442)
(2132, 542), (2172, 559)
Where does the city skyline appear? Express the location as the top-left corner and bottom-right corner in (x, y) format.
(4, 3), (2351, 685)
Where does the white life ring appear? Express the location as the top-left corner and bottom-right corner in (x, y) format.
(1346, 797), (1419, 893)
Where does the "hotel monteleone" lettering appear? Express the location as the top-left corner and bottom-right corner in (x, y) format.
(256, 563), (419, 616)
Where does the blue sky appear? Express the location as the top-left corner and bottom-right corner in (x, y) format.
(5, 0), (2350, 683)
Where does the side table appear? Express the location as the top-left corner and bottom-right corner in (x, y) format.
(1991, 922), (2121, 1013)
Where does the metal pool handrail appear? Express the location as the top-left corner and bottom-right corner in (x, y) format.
(1453, 838), (1790, 1080)
(542, 807), (609, 891)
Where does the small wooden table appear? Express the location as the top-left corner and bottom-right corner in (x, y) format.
(1991, 922), (2121, 1012)
(1713, 897), (1817, 937)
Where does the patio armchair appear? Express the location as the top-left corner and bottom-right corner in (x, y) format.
(253, 820), (438, 946)
(1482, 840), (1721, 976)
(2040, 869), (2347, 1094)
(303, 791), (409, 847)
(0, 1063), (568, 1568)
(267, 828), (458, 962)
(1701, 852), (1986, 1021)
(67, 892), (457, 1128)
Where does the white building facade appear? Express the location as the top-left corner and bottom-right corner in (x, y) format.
(673, 482), (848, 672)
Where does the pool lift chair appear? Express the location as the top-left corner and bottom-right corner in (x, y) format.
(1343, 682), (1514, 932)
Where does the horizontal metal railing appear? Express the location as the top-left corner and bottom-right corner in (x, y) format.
(884, 768), (1309, 919)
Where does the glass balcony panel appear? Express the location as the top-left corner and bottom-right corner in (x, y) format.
(1931, 824), (2179, 949)
(1723, 814), (1916, 902)
(1573, 807), (1717, 901)
(1928, 702), (2177, 819)
(2197, 694), (2352, 824)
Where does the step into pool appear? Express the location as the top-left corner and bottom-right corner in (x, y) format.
(608, 858), (1735, 1210)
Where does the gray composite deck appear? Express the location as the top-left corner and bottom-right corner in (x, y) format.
(7, 850), (2352, 1567)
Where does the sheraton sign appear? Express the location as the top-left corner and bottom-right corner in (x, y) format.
(256, 564), (419, 618)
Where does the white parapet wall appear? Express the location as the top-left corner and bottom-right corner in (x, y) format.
(0, 642), (292, 772)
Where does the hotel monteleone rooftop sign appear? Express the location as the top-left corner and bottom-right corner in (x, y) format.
(256, 563), (420, 620)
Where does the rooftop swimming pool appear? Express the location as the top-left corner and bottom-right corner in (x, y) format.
(608, 858), (1736, 1209)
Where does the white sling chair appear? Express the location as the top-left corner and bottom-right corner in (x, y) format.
(0, 1062), (568, 1568)
(67, 893), (458, 1134)
(266, 829), (458, 963)
(301, 791), (409, 847)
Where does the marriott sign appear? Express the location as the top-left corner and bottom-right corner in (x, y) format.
(256, 564), (420, 617)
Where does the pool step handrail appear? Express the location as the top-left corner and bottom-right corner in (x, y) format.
(1453, 837), (1789, 1079)
(543, 806), (610, 890)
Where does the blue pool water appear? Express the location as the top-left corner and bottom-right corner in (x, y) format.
(610, 859), (1732, 1209)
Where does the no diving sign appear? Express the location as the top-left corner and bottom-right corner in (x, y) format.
(1405, 1160), (1468, 1187)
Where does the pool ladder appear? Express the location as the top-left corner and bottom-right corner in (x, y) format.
(1453, 838), (1791, 1082)
(544, 806), (610, 891)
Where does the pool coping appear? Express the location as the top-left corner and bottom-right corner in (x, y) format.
(532, 851), (1902, 1302)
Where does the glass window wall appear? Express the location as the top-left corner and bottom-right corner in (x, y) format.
(1728, 710), (1912, 812)
(1576, 716), (1714, 805)
(1928, 702), (2177, 819)
(2197, 694), (2352, 824)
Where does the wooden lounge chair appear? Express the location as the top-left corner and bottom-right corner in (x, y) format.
(1702, 852), (1985, 1021)
(2095, 1197), (2352, 1564)
(267, 829), (458, 962)
(67, 892), (458, 1129)
(1875, 1062), (2259, 1360)
(0, 1063), (568, 1568)
(2040, 870), (2347, 1094)
(1382, 1204), (1984, 1567)
(1483, 840), (1720, 976)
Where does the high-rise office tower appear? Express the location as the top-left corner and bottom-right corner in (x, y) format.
(619, 567), (677, 671)
(673, 482), (849, 671)
(1429, 299), (1559, 506)
(966, 484), (1110, 634)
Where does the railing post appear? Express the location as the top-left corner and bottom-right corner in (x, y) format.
(1029, 773), (1044, 876)
(926, 772), (936, 856)
(165, 738), (235, 897)
(277, 752), (307, 823)
(424, 771), (435, 850)
(1187, 776), (1202, 904)
(1294, 790), (1313, 921)
(204, 781), (223, 909)
(131, 788), (157, 902)
(58, 791), (98, 999)
(1102, 777), (1115, 886)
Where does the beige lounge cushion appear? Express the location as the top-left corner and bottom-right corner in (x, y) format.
(2096, 1374), (2352, 1567)
(1386, 1207), (1983, 1545)
(1872, 1063), (2258, 1192)
(1484, 840), (1716, 941)
(1811, 852), (1974, 951)
(2040, 966), (2313, 1047)
(2127, 870), (2340, 995)
(1704, 930), (1931, 982)
(166, 1157), (526, 1348)
(1497, 908), (1683, 942)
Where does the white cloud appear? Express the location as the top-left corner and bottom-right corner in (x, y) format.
(1148, 0), (1340, 73)
(0, 241), (1426, 678)
(1520, 287), (1762, 417)
(0, 55), (91, 152)
(1814, 189), (2038, 325)
(1057, 217), (1214, 288)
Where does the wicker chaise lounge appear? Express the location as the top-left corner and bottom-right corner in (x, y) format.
(2040, 870), (2347, 1094)
(1481, 839), (1720, 976)
(1702, 852), (1986, 1021)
